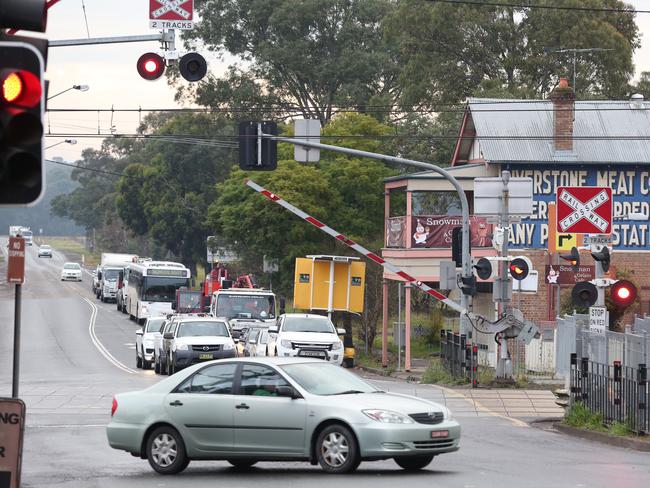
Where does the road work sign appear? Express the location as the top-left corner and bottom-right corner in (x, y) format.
(0, 398), (25, 488)
(149, 0), (194, 30)
(6, 238), (25, 285)
(556, 187), (612, 234)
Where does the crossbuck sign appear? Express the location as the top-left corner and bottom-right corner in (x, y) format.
(149, 0), (194, 30)
(556, 186), (613, 234)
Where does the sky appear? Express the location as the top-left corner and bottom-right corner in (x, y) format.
(42, 0), (650, 163)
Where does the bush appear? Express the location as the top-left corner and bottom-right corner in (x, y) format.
(564, 402), (606, 432)
(421, 358), (467, 385)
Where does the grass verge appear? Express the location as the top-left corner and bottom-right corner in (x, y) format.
(40, 236), (100, 267)
(564, 402), (638, 437)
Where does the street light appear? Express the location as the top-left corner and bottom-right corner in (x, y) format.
(47, 84), (89, 101)
(45, 139), (77, 150)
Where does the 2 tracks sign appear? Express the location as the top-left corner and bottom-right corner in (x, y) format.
(149, 0), (194, 30)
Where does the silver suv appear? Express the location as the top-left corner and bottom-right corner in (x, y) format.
(161, 315), (237, 375)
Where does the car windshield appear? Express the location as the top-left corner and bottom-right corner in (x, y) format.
(258, 330), (269, 344)
(146, 318), (165, 332)
(40, 245), (51, 250)
(282, 316), (335, 333)
(215, 294), (275, 320)
(177, 321), (229, 338)
(281, 362), (380, 396)
(103, 269), (120, 281)
(63, 263), (80, 270)
(143, 276), (190, 302)
(247, 329), (260, 342)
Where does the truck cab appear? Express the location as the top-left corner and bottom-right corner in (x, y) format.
(209, 288), (277, 340)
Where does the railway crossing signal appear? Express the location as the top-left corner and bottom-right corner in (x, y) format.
(560, 246), (580, 271)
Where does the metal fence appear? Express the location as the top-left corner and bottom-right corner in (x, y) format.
(569, 354), (649, 434)
(440, 330), (479, 387)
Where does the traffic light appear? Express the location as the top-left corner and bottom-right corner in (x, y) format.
(509, 257), (530, 281)
(0, 42), (45, 205)
(238, 121), (278, 171)
(136, 52), (165, 81)
(474, 257), (493, 280)
(591, 246), (610, 273)
(571, 281), (598, 307)
(610, 280), (637, 308)
(560, 246), (580, 271)
(179, 53), (207, 82)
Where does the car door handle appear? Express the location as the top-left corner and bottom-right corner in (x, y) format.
(235, 403), (250, 410)
(169, 400), (183, 406)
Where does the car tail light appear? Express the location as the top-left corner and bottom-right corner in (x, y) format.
(111, 396), (118, 417)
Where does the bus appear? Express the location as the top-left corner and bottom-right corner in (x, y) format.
(126, 261), (191, 323)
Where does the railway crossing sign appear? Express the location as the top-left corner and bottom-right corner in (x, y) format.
(149, 0), (194, 30)
(556, 187), (613, 234)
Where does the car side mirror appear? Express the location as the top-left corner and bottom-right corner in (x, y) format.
(269, 326), (278, 333)
(337, 328), (346, 335)
(276, 386), (299, 399)
(163, 332), (174, 340)
(136, 329), (143, 336)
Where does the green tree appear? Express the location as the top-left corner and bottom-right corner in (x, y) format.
(385, 0), (639, 106)
(184, 0), (399, 124)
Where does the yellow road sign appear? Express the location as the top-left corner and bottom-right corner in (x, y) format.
(556, 233), (579, 252)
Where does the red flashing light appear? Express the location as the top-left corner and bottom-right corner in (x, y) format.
(610, 280), (637, 308)
(136, 53), (165, 81)
(1, 69), (42, 107)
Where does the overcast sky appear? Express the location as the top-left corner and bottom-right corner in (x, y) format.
(43, 0), (650, 163)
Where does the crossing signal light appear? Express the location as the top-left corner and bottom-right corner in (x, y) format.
(1, 42), (44, 205)
(571, 281), (598, 308)
(509, 257), (529, 281)
(591, 246), (610, 273)
(474, 257), (493, 280)
(560, 246), (580, 271)
(610, 280), (637, 308)
(179, 53), (207, 82)
(239, 121), (278, 171)
(137, 52), (165, 81)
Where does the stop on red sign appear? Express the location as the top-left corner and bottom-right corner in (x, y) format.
(556, 186), (613, 234)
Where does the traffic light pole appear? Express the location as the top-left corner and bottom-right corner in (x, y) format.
(269, 134), (473, 336)
(496, 171), (513, 379)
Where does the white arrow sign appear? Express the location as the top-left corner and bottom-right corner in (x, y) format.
(558, 189), (610, 233)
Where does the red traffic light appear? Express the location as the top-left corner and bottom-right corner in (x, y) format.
(1, 69), (42, 107)
(136, 53), (165, 81)
(610, 280), (637, 308)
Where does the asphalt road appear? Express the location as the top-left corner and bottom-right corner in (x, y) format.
(1, 239), (649, 488)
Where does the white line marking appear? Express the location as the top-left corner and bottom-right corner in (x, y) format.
(82, 297), (137, 374)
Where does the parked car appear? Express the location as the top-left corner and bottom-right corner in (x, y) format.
(240, 327), (270, 357)
(91, 267), (100, 295)
(107, 357), (460, 475)
(60, 262), (82, 281)
(270, 313), (345, 365)
(161, 315), (237, 375)
(136, 316), (166, 369)
(38, 244), (53, 258)
(153, 319), (173, 375)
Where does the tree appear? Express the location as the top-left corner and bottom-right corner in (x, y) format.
(631, 71), (650, 98)
(385, 0), (639, 106)
(184, 0), (399, 124)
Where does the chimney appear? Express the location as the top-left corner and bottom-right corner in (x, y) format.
(549, 77), (575, 152)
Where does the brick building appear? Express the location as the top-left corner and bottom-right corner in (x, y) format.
(381, 79), (650, 369)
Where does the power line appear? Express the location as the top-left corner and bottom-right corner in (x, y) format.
(424, 0), (648, 14)
(46, 158), (134, 179)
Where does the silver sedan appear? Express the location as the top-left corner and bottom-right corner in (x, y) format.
(106, 357), (460, 475)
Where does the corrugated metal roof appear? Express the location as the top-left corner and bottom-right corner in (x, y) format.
(467, 98), (650, 164)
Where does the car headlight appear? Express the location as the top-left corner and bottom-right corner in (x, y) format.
(362, 409), (414, 424)
(223, 341), (235, 350)
(176, 343), (189, 351)
(331, 341), (342, 350)
(280, 339), (292, 348)
(443, 407), (454, 421)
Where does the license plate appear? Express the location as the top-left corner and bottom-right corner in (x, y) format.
(299, 350), (326, 358)
(199, 353), (213, 360)
(431, 430), (449, 438)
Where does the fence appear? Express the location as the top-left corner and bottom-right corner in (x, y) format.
(440, 330), (479, 387)
(569, 354), (649, 434)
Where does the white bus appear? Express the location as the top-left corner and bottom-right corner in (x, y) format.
(126, 261), (191, 323)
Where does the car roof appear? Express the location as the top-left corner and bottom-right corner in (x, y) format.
(63, 262), (80, 266)
(172, 315), (227, 323)
(281, 313), (330, 320)
(40, 244), (51, 247)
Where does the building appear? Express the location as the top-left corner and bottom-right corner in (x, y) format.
(381, 79), (650, 369)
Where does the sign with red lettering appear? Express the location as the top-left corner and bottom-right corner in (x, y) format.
(6, 238), (25, 284)
(556, 187), (613, 234)
(0, 398), (25, 488)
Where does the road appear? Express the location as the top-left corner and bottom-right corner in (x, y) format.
(0, 239), (648, 487)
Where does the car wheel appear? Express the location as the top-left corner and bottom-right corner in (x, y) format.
(146, 426), (189, 475)
(316, 424), (360, 474)
(142, 348), (151, 369)
(393, 454), (435, 471)
(154, 353), (160, 374)
(227, 459), (258, 469)
(136, 348), (142, 369)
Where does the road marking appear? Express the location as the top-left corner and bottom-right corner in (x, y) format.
(82, 297), (137, 374)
